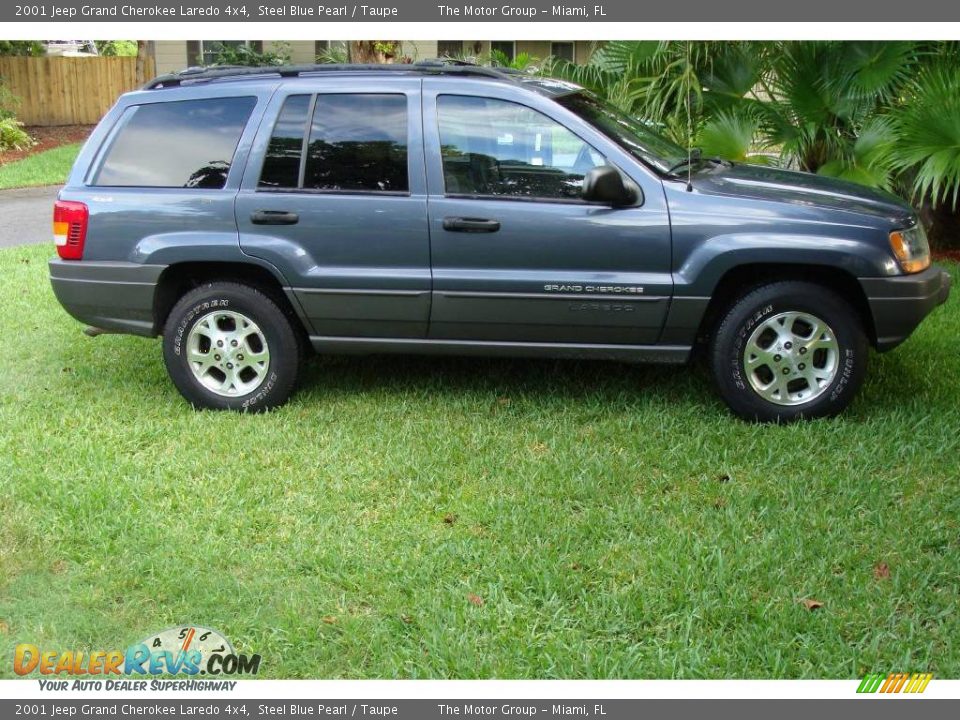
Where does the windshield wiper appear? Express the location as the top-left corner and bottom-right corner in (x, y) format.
(666, 148), (731, 176)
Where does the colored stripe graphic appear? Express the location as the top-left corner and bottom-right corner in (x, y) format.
(857, 672), (932, 694)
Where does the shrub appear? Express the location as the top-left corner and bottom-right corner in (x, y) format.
(0, 41), (44, 57)
(94, 40), (138, 57)
(212, 42), (291, 67)
(0, 117), (33, 152)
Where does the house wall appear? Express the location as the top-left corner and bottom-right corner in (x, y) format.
(575, 41), (599, 64)
(263, 40), (317, 64)
(154, 40), (187, 75)
(400, 41), (439, 61)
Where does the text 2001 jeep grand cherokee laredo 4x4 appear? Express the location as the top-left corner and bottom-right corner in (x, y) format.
(49, 62), (951, 421)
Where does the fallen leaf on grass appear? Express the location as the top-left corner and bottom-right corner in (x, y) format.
(443, 513), (457, 525)
(400, 614), (414, 624)
(0, 620), (9, 634)
(529, 442), (549, 456)
(800, 598), (824, 611)
(874, 562), (891, 580)
(467, 593), (484, 607)
(321, 616), (338, 625)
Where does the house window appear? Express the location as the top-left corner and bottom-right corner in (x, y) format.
(490, 41), (515, 63)
(437, 41), (463, 58)
(551, 42), (574, 63)
(199, 41), (247, 65)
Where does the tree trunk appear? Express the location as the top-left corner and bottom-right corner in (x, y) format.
(350, 41), (402, 64)
(135, 40), (149, 83)
(920, 198), (960, 252)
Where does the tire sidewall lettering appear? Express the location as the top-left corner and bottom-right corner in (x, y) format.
(173, 299), (230, 358)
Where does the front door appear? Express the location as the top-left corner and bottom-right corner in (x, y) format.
(237, 80), (430, 338)
(422, 87), (673, 345)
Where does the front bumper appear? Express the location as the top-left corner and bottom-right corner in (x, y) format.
(859, 265), (952, 351)
(49, 258), (166, 337)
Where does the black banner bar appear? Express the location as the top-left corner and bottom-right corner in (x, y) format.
(4, 0), (960, 23)
(0, 700), (958, 719)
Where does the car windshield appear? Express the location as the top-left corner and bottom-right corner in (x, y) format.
(557, 92), (686, 175)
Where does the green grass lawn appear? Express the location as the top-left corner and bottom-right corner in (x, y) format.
(0, 143), (81, 189)
(1, 243), (958, 679)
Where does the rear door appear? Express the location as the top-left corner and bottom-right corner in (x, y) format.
(236, 78), (430, 338)
(422, 82), (673, 345)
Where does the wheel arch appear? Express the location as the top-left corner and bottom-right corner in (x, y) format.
(696, 263), (877, 348)
(153, 261), (311, 339)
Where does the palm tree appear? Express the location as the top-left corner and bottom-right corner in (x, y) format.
(547, 40), (960, 248)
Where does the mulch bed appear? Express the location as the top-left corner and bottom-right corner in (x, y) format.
(0, 124), (94, 165)
(934, 249), (960, 263)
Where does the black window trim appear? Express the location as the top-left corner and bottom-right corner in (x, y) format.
(435, 93), (607, 204)
(256, 91), (412, 197)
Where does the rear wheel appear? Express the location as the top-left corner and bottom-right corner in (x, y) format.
(162, 282), (302, 411)
(710, 281), (868, 422)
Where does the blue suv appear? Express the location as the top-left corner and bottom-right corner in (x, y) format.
(49, 62), (951, 421)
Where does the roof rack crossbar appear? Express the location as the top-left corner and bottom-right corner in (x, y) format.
(143, 60), (522, 90)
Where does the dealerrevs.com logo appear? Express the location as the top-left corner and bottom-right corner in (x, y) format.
(13, 626), (261, 683)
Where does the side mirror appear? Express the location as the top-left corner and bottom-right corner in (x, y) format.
(582, 165), (638, 207)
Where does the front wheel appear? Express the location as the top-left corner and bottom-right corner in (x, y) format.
(710, 281), (868, 422)
(162, 282), (302, 411)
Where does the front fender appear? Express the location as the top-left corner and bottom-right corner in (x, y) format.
(674, 233), (900, 297)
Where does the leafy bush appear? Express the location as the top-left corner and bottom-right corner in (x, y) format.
(0, 41), (44, 57)
(316, 46), (349, 65)
(94, 40), (138, 57)
(0, 117), (33, 152)
(0, 79), (21, 120)
(211, 42), (291, 67)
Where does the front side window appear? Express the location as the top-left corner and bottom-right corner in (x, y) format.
(258, 94), (409, 193)
(437, 95), (604, 201)
(94, 96), (256, 189)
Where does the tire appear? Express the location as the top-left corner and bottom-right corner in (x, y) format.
(162, 282), (302, 411)
(710, 281), (868, 422)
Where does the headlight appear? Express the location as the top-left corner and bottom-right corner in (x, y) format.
(889, 225), (930, 274)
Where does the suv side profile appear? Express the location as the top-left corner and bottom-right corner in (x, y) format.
(49, 62), (951, 421)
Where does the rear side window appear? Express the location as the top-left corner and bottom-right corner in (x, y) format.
(258, 93), (409, 193)
(258, 95), (311, 189)
(94, 97), (256, 189)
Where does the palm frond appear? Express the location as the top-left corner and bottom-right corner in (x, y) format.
(889, 64), (960, 208)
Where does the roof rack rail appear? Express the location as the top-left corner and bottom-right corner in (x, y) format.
(143, 59), (523, 90)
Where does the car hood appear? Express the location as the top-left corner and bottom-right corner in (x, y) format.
(689, 163), (914, 227)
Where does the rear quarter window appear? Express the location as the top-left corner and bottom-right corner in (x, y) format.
(93, 96), (257, 189)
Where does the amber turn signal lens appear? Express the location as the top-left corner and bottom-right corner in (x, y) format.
(889, 228), (930, 274)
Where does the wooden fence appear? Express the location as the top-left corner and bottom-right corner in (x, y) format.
(0, 56), (156, 126)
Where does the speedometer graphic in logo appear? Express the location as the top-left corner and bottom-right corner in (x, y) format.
(141, 625), (234, 665)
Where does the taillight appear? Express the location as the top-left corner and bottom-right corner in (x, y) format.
(54, 200), (88, 260)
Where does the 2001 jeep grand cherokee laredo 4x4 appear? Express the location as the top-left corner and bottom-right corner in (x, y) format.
(49, 61), (951, 421)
